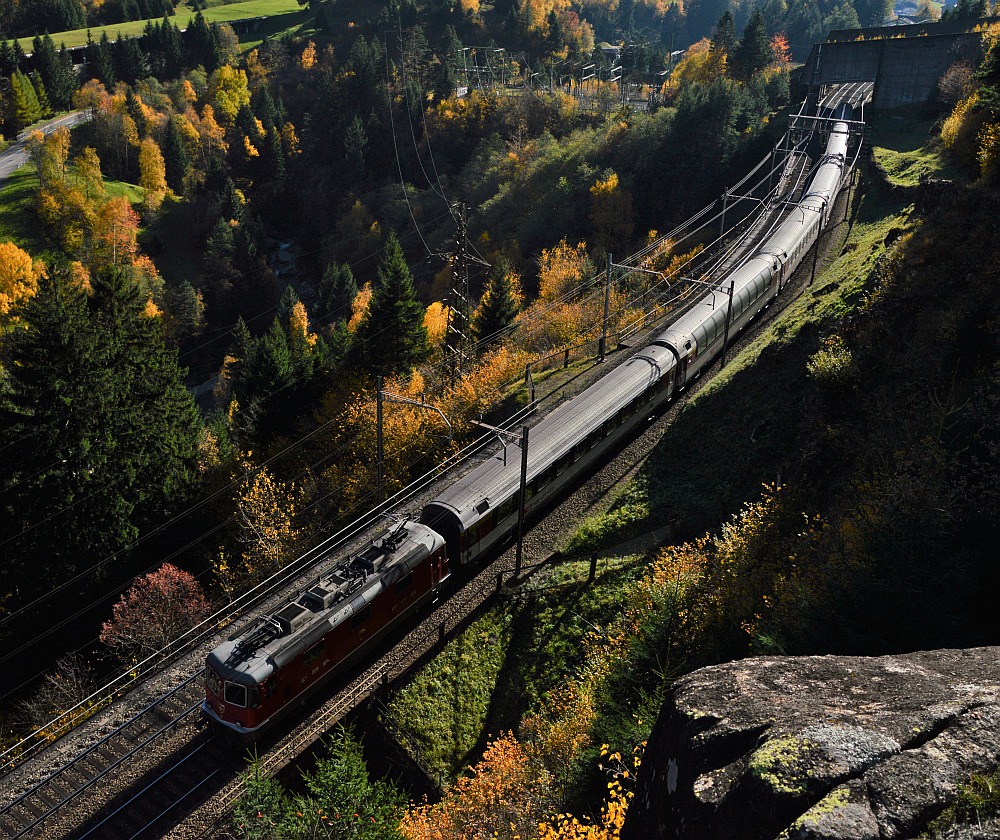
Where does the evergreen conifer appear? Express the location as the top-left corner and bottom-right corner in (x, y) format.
(355, 232), (429, 377)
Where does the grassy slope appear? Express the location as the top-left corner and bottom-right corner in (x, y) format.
(0, 167), (54, 257)
(0, 162), (146, 258)
(388, 557), (645, 780)
(387, 115), (950, 785)
(870, 107), (964, 187)
(16, 0), (304, 51)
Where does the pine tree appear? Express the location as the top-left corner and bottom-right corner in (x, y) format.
(317, 261), (358, 324)
(354, 231), (429, 377)
(0, 267), (200, 601)
(344, 114), (368, 176)
(29, 72), (52, 118)
(711, 10), (736, 56)
(161, 115), (191, 194)
(0, 270), (97, 596)
(10, 70), (42, 131)
(732, 9), (772, 81)
(114, 36), (146, 87)
(55, 45), (76, 108)
(471, 257), (521, 349)
(97, 32), (117, 87)
(0, 40), (18, 76)
(170, 280), (206, 339)
(31, 34), (75, 110)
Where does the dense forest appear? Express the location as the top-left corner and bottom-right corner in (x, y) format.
(2, 0), (999, 831)
(0, 0), (801, 700)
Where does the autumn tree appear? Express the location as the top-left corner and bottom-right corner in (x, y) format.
(354, 231), (430, 377)
(73, 146), (105, 202)
(214, 456), (301, 598)
(401, 733), (555, 839)
(208, 64), (250, 125)
(538, 239), (593, 303)
(100, 563), (213, 662)
(92, 195), (140, 268)
(0, 241), (43, 323)
(139, 137), (167, 215)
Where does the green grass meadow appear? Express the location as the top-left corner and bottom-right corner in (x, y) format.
(17, 0), (305, 52)
(0, 162), (147, 260)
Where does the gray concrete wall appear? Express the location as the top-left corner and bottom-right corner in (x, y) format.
(801, 25), (988, 108)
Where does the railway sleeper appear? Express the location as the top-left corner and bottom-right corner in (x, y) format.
(72, 756), (105, 781)
(8, 800), (43, 826)
(32, 785), (63, 811)
(96, 744), (121, 763)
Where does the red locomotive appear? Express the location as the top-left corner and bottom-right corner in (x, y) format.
(203, 521), (448, 735)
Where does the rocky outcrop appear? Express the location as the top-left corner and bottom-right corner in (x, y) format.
(622, 647), (1000, 840)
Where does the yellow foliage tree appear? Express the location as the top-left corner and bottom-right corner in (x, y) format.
(0, 241), (43, 321)
(198, 104), (228, 162)
(93, 195), (140, 267)
(664, 38), (725, 96)
(978, 121), (1000, 182)
(217, 456), (302, 598)
(139, 137), (167, 215)
(941, 91), (983, 168)
(538, 239), (593, 303)
(73, 146), (104, 202)
(400, 733), (554, 840)
(300, 40), (317, 70)
(424, 301), (450, 347)
(348, 283), (372, 332)
(208, 65), (251, 125)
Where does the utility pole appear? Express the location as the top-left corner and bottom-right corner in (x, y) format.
(515, 425), (529, 576)
(445, 203), (471, 378)
(376, 375), (384, 505)
(599, 253), (612, 361)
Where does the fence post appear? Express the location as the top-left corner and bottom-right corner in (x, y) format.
(439, 623), (446, 645)
(564, 348), (570, 368)
(589, 553), (597, 582)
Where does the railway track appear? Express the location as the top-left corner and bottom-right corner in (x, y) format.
(0, 676), (219, 839)
(0, 90), (868, 839)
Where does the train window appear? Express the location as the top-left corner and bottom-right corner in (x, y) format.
(224, 681), (247, 707)
(247, 687), (260, 709)
(351, 605), (373, 629)
(395, 572), (415, 595)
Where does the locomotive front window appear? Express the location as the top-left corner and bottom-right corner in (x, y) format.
(224, 681), (248, 707)
(247, 687), (260, 709)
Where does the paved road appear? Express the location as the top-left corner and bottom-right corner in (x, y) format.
(0, 110), (89, 185)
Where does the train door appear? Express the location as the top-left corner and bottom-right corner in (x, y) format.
(774, 253), (787, 292)
(676, 341), (695, 388)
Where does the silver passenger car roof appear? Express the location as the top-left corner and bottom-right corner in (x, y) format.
(425, 343), (678, 531)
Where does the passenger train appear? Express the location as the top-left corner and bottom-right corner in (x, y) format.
(203, 117), (852, 736)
